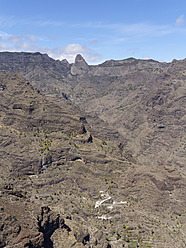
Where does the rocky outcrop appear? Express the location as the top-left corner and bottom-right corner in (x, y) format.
(71, 54), (89, 75)
(0, 198), (66, 248)
(37, 206), (64, 248)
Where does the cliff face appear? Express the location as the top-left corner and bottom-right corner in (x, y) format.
(0, 54), (186, 247)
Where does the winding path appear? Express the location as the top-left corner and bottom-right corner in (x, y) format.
(94, 192), (186, 237)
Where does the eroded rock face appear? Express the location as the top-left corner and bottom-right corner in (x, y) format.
(0, 198), (67, 248)
(0, 197), (39, 247)
(0, 54), (186, 248)
(37, 206), (64, 248)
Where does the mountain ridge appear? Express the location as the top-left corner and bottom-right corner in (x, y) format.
(0, 52), (185, 247)
(0, 51), (185, 170)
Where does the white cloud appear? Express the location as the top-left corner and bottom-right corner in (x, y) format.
(49, 44), (101, 63)
(0, 33), (101, 63)
(176, 15), (184, 26)
(0, 33), (40, 44)
(64, 44), (88, 54)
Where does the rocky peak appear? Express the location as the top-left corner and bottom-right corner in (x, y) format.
(71, 54), (89, 75)
(61, 58), (69, 65)
(75, 54), (87, 64)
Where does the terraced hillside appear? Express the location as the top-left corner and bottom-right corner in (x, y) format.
(0, 54), (185, 247)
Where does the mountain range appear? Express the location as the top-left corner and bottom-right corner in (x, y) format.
(0, 52), (185, 248)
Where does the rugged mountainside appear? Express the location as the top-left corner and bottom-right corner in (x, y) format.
(0, 53), (186, 247)
(0, 52), (185, 172)
(0, 73), (123, 247)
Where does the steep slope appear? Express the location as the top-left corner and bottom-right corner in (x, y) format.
(0, 75), (185, 247)
(0, 55), (186, 247)
(0, 52), (71, 94)
(0, 72), (88, 178)
(0, 73), (120, 247)
(65, 56), (186, 174)
(0, 52), (184, 173)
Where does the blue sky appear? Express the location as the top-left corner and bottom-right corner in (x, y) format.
(0, 0), (186, 64)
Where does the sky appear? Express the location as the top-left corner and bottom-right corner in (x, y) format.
(0, 0), (186, 64)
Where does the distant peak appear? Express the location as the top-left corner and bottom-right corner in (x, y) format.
(75, 54), (87, 65)
(71, 54), (89, 75)
(61, 59), (69, 65)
